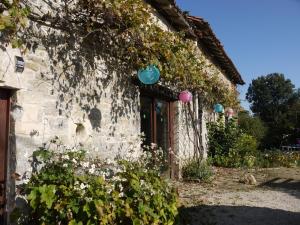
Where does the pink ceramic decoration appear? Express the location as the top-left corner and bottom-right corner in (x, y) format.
(226, 108), (234, 116)
(179, 91), (192, 103)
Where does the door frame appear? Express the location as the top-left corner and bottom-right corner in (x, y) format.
(140, 93), (176, 178)
(0, 88), (11, 224)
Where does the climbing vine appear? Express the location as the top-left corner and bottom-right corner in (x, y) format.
(0, 0), (240, 106)
(0, 0), (30, 47)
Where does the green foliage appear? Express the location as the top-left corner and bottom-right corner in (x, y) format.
(181, 160), (213, 181)
(208, 117), (258, 168)
(256, 150), (300, 168)
(2, 0), (239, 106)
(77, 0), (239, 106)
(208, 112), (300, 169)
(12, 144), (178, 225)
(246, 73), (296, 120)
(226, 134), (258, 168)
(246, 73), (300, 148)
(207, 116), (241, 159)
(238, 110), (267, 144)
(0, 0), (30, 47)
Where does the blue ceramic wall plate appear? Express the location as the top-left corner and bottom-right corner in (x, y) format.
(138, 65), (160, 85)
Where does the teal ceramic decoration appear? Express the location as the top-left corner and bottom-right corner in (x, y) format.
(138, 65), (160, 85)
(214, 104), (224, 113)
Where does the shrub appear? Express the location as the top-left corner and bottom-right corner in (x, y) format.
(207, 116), (241, 159)
(12, 143), (178, 225)
(256, 150), (300, 168)
(208, 117), (258, 168)
(227, 134), (258, 168)
(181, 159), (213, 182)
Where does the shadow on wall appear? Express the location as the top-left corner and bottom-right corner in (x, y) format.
(179, 205), (300, 225)
(16, 0), (139, 136)
(259, 177), (300, 200)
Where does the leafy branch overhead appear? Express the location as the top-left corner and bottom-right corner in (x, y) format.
(0, 0), (239, 106)
(0, 0), (30, 47)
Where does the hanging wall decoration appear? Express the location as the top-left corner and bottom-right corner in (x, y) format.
(226, 108), (234, 117)
(214, 103), (224, 113)
(179, 90), (193, 103)
(138, 65), (160, 85)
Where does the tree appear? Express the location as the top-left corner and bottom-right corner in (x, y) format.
(246, 73), (299, 148)
(238, 110), (267, 146)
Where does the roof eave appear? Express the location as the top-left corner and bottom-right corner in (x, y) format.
(147, 0), (245, 85)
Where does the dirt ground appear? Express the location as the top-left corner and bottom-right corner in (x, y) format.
(177, 167), (300, 225)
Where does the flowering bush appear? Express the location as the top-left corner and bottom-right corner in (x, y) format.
(12, 141), (178, 225)
(256, 150), (300, 168)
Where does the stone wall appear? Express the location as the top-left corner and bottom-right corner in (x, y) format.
(175, 97), (213, 176)
(0, 43), (142, 218)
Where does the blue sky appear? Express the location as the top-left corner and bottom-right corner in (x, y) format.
(176, 0), (300, 110)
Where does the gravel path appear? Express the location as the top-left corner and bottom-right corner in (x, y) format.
(177, 168), (300, 225)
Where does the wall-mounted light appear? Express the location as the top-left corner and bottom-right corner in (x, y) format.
(15, 56), (25, 73)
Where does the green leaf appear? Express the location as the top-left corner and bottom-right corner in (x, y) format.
(133, 218), (142, 225)
(130, 179), (140, 192)
(83, 203), (91, 217)
(27, 188), (39, 210)
(39, 185), (57, 209)
(68, 220), (82, 225)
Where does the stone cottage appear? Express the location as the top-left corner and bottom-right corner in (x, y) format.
(0, 0), (244, 222)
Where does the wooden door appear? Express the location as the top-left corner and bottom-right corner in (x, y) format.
(140, 95), (175, 178)
(0, 89), (10, 223)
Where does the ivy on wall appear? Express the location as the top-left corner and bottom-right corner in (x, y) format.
(0, 0), (239, 107)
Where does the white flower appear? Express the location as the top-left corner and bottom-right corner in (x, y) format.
(63, 163), (68, 168)
(150, 143), (157, 149)
(85, 197), (92, 202)
(72, 158), (77, 164)
(22, 178), (30, 184)
(114, 168), (123, 174)
(82, 162), (89, 168)
(80, 183), (88, 190)
(88, 164), (96, 174)
(119, 192), (124, 197)
(106, 159), (112, 164)
(88, 168), (95, 174)
(62, 155), (70, 160)
(118, 183), (123, 192)
(70, 147), (77, 152)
